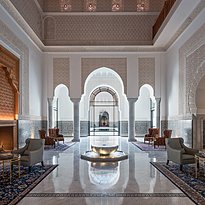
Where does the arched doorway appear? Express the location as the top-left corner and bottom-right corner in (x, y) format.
(135, 84), (156, 136)
(48, 84), (73, 136)
(80, 67), (128, 137)
(89, 86), (119, 135)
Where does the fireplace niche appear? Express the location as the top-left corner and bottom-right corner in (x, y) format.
(0, 45), (19, 150)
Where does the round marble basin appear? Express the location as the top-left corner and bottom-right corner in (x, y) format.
(91, 144), (119, 156)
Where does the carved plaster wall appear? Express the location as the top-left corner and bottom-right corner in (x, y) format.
(0, 19), (29, 117)
(53, 58), (70, 89)
(81, 58), (127, 94)
(179, 23), (205, 116)
(138, 57), (155, 91)
(43, 15), (157, 46)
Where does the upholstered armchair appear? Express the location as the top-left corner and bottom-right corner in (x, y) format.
(49, 128), (64, 144)
(13, 138), (44, 172)
(39, 130), (55, 147)
(166, 137), (199, 171)
(144, 128), (160, 144)
(154, 129), (172, 148)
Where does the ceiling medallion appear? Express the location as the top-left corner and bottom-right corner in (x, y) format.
(85, 0), (97, 12)
(136, 0), (145, 12)
(112, 0), (123, 12)
(59, 0), (72, 12)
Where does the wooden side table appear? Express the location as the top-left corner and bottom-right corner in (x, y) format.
(0, 152), (21, 182)
(195, 152), (205, 178)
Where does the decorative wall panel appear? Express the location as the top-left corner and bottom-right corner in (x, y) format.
(43, 15), (157, 46)
(58, 121), (73, 136)
(81, 58), (127, 94)
(138, 57), (155, 89)
(43, 17), (56, 40)
(53, 58), (70, 89)
(0, 69), (15, 119)
(179, 23), (205, 115)
(0, 19), (29, 116)
(135, 121), (151, 136)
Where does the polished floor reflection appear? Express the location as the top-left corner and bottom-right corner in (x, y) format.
(18, 136), (195, 205)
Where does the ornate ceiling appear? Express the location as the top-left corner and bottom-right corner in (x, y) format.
(8, 0), (166, 47)
(5, 0), (204, 52)
(36, 0), (166, 13)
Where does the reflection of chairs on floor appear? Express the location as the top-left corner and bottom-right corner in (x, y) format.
(166, 137), (199, 171)
(144, 128), (159, 144)
(39, 130), (55, 147)
(154, 129), (172, 149)
(12, 138), (45, 172)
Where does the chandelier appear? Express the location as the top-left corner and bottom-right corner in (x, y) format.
(112, 0), (123, 12)
(136, 0), (145, 12)
(85, 0), (97, 12)
(59, 0), (72, 12)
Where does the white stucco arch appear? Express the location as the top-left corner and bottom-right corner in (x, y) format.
(80, 67), (128, 121)
(54, 84), (73, 121)
(135, 84), (155, 119)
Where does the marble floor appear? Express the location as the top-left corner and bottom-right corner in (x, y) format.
(18, 136), (195, 205)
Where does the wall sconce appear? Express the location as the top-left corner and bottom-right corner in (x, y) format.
(59, 0), (72, 12)
(85, 0), (97, 12)
(112, 0), (123, 12)
(136, 0), (145, 12)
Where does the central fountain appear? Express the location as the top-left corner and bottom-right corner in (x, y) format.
(81, 143), (128, 162)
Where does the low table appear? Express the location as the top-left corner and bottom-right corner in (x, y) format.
(195, 152), (205, 178)
(0, 152), (21, 182)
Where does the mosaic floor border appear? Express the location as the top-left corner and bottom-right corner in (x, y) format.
(27, 192), (185, 198)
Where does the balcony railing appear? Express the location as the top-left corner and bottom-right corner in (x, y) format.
(152, 0), (176, 39)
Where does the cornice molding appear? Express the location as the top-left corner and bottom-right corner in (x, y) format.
(165, 0), (205, 51)
(42, 46), (165, 53)
(42, 11), (159, 16)
(0, 0), (44, 51)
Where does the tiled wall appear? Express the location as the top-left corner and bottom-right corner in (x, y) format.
(18, 119), (47, 147)
(58, 121), (73, 136)
(120, 121), (128, 137)
(135, 121), (151, 136)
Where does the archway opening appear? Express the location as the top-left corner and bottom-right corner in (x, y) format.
(89, 86), (119, 135)
(135, 84), (156, 137)
(81, 67), (128, 137)
(49, 84), (73, 136)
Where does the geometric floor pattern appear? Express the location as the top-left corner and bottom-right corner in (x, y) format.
(27, 192), (185, 197)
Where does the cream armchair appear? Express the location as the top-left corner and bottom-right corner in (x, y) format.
(13, 138), (45, 172)
(166, 137), (199, 171)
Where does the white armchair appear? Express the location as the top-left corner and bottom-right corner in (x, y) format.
(13, 138), (45, 172)
(166, 137), (199, 171)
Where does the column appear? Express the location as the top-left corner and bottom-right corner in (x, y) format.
(47, 98), (54, 128)
(71, 98), (80, 142)
(128, 98), (137, 142)
(155, 98), (161, 129)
